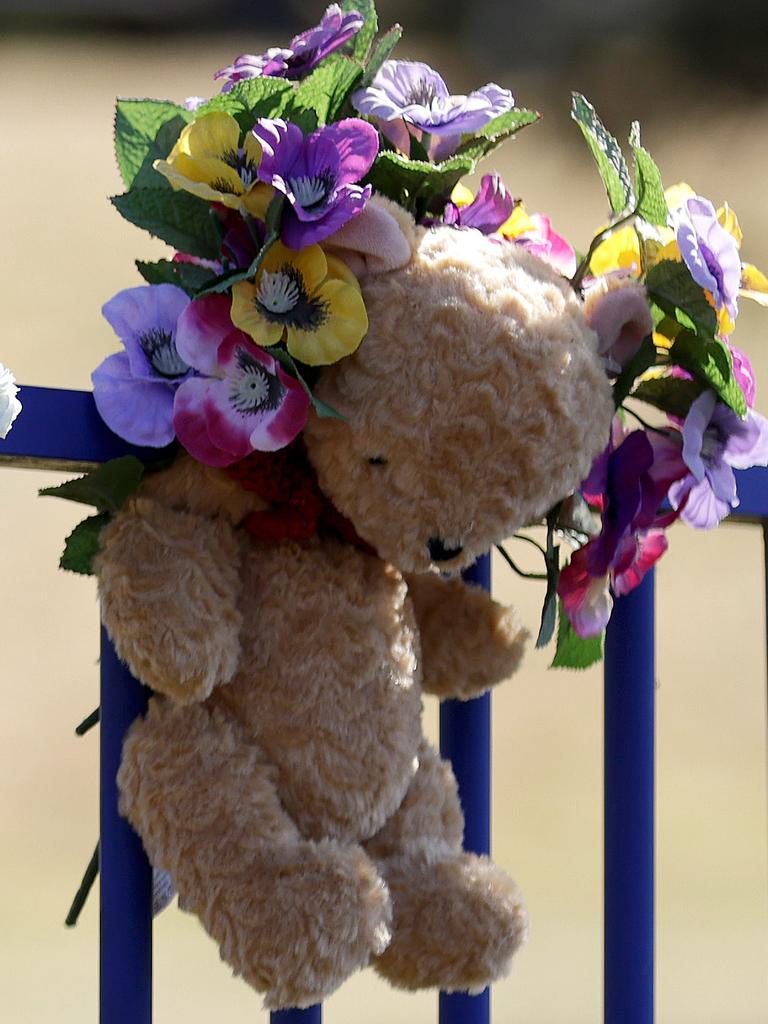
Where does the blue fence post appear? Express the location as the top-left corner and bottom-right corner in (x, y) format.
(439, 553), (492, 1024)
(603, 570), (655, 1024)
(271, 1007), (322, 1023)
(100, 627), (153, 1024)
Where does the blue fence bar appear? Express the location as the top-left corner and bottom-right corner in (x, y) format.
(271, 1007), (322, 1024)
(100, 627), (153, 1024)
(439, 553), (492, 1024)
(603, 570), (655, 1024)
(0, 385), (162, 466)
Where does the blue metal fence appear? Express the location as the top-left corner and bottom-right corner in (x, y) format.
(2, 385), (766, 1023)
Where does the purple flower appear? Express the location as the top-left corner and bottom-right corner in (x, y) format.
(669, 389), (768, 528)
(443, 174), (515, 235)
(253, 117), (378, 249)
(172, 295), (309, 466)
(215, 5), (364, 89)
(675, 195), (742, 322)
(352, 60), (514, 159)
(92, 285), (193, 447)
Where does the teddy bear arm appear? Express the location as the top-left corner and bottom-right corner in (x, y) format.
(95, 496), (244, 704)
(405, 573), (528, 700)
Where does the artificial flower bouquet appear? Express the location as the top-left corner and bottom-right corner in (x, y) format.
(44, 0), (768, 669)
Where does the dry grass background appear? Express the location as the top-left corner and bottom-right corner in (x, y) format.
(1, 28), (767, 1023)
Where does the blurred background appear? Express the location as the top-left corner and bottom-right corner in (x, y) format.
(1, 1), (767, 1021)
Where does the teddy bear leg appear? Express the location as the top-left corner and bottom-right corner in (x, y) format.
(365, 742), (527, 993)
(118, 697), (392, 1009)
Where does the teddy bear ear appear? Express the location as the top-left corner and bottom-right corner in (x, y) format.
(583, 277), (654, 372)
(323, 194), (419, 277)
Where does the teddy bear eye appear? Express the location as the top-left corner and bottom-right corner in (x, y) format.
(367, 455), (387, 466)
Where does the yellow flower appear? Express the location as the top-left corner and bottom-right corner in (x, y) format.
(231, 242), (368, 366)
(154, 111), (271, 218)
(498, 204), (537, 240)
(450, 182), (475, 208)
(589, 226), (643, 277)
(741, 262), (768, 307)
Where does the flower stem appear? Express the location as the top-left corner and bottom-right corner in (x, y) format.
(65, 843), (99, 927)
(75, 707), (100, 736)
(496, 543), (547, 580)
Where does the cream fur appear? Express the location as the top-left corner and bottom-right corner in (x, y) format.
(98, 217), (613, 1008)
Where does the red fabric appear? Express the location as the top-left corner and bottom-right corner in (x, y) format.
(227, 442), (375, 554)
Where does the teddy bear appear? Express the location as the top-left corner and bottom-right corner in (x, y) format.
(95, 197), (614, 1009)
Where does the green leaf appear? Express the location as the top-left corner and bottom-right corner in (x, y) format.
(292, 56), (363, 126)
(111, 188), (221, 260)
(40, 456), (145, 514)
(629, 121), (668, 227)
(195, 77), (295, 130)
(114, 99), (192, 189)
(551, 600), (604, 669)
(645, 259), (718, 340)
(60, 513), (110, 575)
(612, 334), (657, 408)
(135, 258), (216, 295)
(453, 108), (540, 162)
(669, 330), (747, 417)
(343, 0), (377, 60)
(571, 92), (634, 215)
(365, 150), (475, 212)
(632, 376), (704, 419)
(359, 24), (402, 88)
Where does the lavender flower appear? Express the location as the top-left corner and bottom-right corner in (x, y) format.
(253, 117), (378, 249)
(668, 389), (768, 528)
(215, 5), (364, 89)
(675, 196), (742, 322)
(352, 60), (514, 159)
(92, 285), (193, 447)
(443, 174), (515, 234)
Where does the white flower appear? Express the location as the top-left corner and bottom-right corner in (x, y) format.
(0, 363), (22, 439)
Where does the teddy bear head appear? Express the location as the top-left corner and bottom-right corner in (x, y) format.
(303, 203), (615, 574)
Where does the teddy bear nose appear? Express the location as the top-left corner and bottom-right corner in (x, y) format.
(427, 536), (464, 562)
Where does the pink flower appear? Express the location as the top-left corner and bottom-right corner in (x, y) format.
(559, 529), (667, 638)
(172, 295), (309, 466)
(503, 211), (577, 277)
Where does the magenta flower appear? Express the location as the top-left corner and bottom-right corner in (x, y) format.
(506, 213), (577, 278)
(443, 174), (515, 235)
(559, 529), (667, 638)
(675, 195), (742, 322)
(668, 389), (768, 528)
(558, 423), (687, 637)
(215, 5), (364, 89)
(93, 284), (193, 447)
(172, 295), (309, 466)
(729, 343), (756, 407)
(352, 60), (514, 159)
(253, 117), (378, 249)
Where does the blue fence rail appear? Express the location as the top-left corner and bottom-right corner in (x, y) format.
(2, 385), (766, 1023)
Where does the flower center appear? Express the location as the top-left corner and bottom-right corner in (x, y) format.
(138, 328), (189, 379)
(255, 264), (329, 331)
(289, 171), (333, 211)
(700, 426), (725, 465)
(257, 270), (302, 314)
(699, 241), (724, 299)
(229, 348), (285, 415)
(222, 147), (259, 189)
(407, 77), (440, 107)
